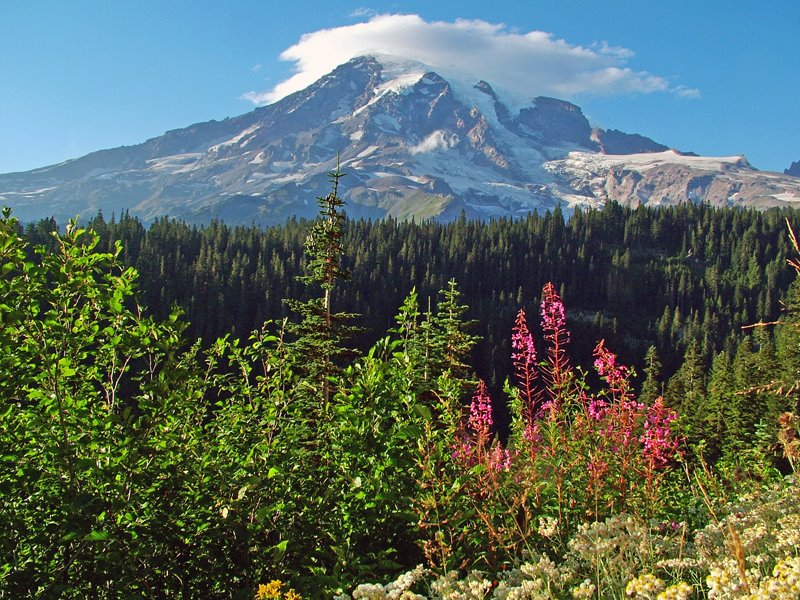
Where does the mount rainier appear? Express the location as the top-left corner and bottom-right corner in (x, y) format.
(2, 54), (799, 225)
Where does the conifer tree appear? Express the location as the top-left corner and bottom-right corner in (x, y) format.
(285, 163), (359, 408)
(665, 339), (706, 445)
(428, 278), (480, 388)
(639, 345), (663, 406)
(703, 351), (735, 461)
(774, 281), (800, 403)
(727, 335), (761, 454)
(392, 287), (432, 390)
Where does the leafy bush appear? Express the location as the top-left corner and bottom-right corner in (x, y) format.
(0, 210), (227, 595)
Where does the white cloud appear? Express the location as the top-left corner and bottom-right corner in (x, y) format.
(243, 14), (695, 105)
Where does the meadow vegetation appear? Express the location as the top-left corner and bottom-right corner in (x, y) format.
(2, 173), (800, 598)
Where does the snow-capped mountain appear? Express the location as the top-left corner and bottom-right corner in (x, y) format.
(2, 55), (800, 225)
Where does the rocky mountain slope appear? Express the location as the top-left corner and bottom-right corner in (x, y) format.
(2, 55), (799, 225)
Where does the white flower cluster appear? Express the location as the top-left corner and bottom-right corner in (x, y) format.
(429, 571), (492, 599)
(568, 514), (650, 559)
(570, 579), (596, 599)
(625, 572), (665, 598)
(694, 476), (800, 597)
(774, 513), (800, 556)
(537, 516), (559, 539)
(747, 555), (800, 599)
(705, 555), (800, 599)
(344, 477), (799, 600)
(704, 562), (738, 598)
(350, 565), (427, 600)
(493, 555), (570, 599)
(492, 580), (548, 600)
(623, 573), (693, 600)
(566, 513), (677, 593)
(658, 581), (693, 599)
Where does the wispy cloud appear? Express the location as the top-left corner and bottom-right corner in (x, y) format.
(592, 41), (635, 60)
(349, 7), (377, 19)
(673, 85), (702, 99)
(242, 14), (697, 105)
(241, 91), (268, 104)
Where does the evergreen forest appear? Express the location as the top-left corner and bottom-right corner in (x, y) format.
(3, 179), (800, 598)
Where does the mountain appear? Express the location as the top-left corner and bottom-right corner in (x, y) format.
(2, 55), (800, 225)
(786, 161), (800, 177)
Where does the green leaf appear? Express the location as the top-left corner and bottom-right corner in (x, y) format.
(237, 484), (248, 500)
(84, 530), (110, 542)
(272, 539), (288, 562)
(58, 357), (76, 378)
(413, 403), (433, 421)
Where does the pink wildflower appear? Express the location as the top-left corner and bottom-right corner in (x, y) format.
(452, 381), (494, 467)
(539, 283), (571, 391)
(540, 283), (567, 342)
(451, 434), (476, 467)
(587, 455), (609, 483)
(593, 339), (631, 398)
(469, 380), (493, 444)
(523, 420), (542, 459)
(538, 397), (560, 417)
(511, 308), (540, 423)
(512, 309), (538, 370)
(640, 397), (679, 468)
(453, 382), (515, 471)
(587, 396), (608, 420)
(487, 444), (513, 471)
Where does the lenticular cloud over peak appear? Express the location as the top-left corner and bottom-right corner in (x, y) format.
(242, 14), (696, 106)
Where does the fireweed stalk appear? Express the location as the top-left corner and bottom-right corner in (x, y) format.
(452, 380), (511, 471)
(511, 308), (540, 441)
(422, 283), (682, 572)
(452, 379), (525, 570)
(539, 282), (573, 410)
(588, 340), (644, 510)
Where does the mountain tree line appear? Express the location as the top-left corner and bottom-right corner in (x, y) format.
(23, 202), (795, 385)
(22, 201), (800, 460)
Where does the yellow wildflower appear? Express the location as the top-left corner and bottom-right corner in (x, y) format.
(256, 580), (285, 599)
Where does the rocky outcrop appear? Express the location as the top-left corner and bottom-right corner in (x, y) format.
(591, 128), (669, 155)
(517, 97), (594, 147)
(551, 151), (800, 209)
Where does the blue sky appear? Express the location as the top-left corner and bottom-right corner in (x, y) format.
(1, 1), (797, 174)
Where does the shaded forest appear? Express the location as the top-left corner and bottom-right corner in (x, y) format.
(25, 201), (798, 389)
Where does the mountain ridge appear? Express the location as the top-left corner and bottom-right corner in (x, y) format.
(2, 54), (799, 225)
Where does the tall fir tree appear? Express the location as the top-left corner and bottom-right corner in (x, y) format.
(703, 351), (736, 461)
(665, 339), (707, 446)
(639, 345), (663, 406)
(285, 163), (359, 408)
(427, 278), (480, 390)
